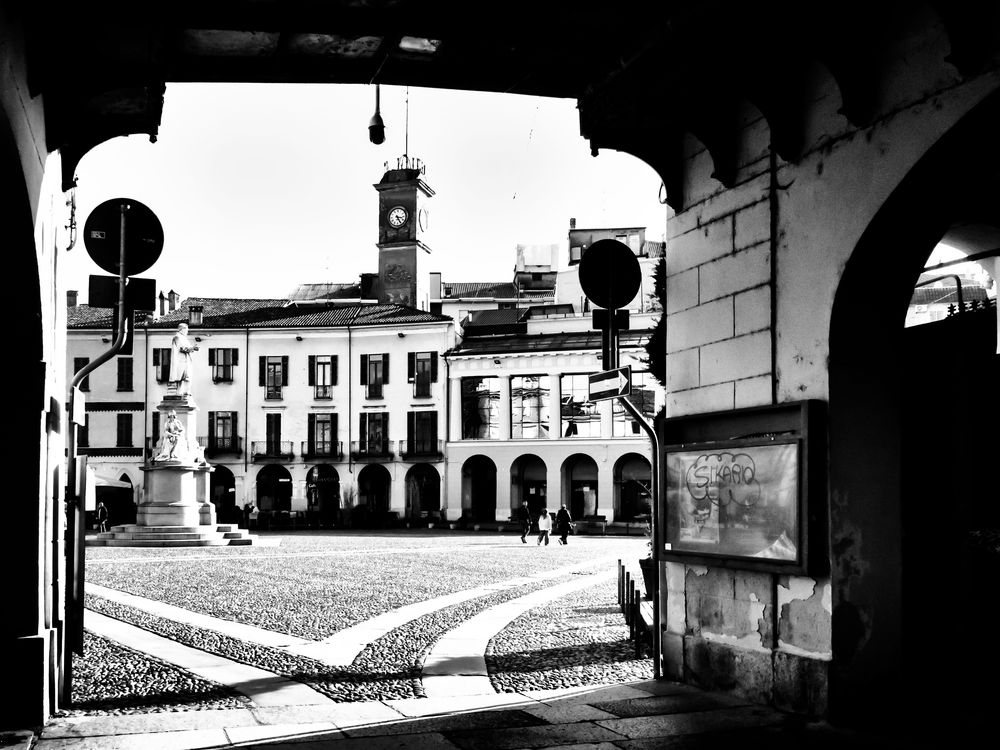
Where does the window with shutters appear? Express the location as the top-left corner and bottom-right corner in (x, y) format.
(406, 411), (438, 455)
(116, 357), (133, 392)
(151, 411), (160, 453)
(359, 412), (389, 454)
(209, 348), (238, 383)
(259, 355), (288, 400)
(407, 351), (437, 398)
(361, 353), (388, 399)
(152, 348), (171, 383)
(309, 355), (337, 399)
(307, 412), (337, 456)
(78, 414), (90, 449)
(116, 413), (133, 447)
(266, 412), (282, 454)
(74, 357), (90, 392)
(208, 411), (237, 452)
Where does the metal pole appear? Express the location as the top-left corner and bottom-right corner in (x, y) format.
(62, 201), (130, 703)
(618, 395), (661, 679)
(609, 315), (661, 679)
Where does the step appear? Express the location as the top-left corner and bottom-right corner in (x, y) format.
(103, 538), (229, 547)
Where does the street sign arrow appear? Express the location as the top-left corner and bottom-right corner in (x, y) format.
(589, 366), (631, 401)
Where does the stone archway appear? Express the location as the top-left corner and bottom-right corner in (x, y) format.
(405, 464), (440, 521)
(306, 464), (340, 528)
(357, 464), (392, 527)
(462, 455), (497, 522)
(210, 465), (237, 524)
(614, 453), (651, 522)
(561, 454), (599, 520)
(255, 464), (292, 516)
(828, 90), (1000, 730)
(510, 454), (547, 517)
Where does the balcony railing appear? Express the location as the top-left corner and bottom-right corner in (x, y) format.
(350, 439), (394, 461)
(78, 446), (143, 458)
(399, 439), (444, 460)
(199, 436), (243, 458)
(250, 440), (294, 461)
(300, 440), (344, 460)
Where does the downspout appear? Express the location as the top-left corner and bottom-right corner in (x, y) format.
(768, 147), (779, 406)
(347, 314), (354, 483)
(244, 327), (250, 480)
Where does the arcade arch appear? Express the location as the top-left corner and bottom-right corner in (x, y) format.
(560, 453), (598, 520)
(405, 464), (441, 521)
(210, 465), (237, 523)
(510, 454), (547, 517)
(357, 463), (392, 523)
(306, 464), (340, 527)
(462, 455), (497, 522)
(255, 464), (292, 513)
(828, 90), (1000, 728)
(614, 453), (652, 522)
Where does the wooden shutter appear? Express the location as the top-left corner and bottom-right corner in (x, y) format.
(431, 352), (438, 382)
(360, 354), (368, 385)
(152, 350), (160, 366)
(407, 411), (415, 442)
(332, 355), (338, 385)
(308, 355), (316, 386)
(232, 413), (238, 445)
(208, 412), (216, 442)
(152, 412), (160, 442)
(281, 356), (289, 385)
(232, 349), (239, 366)
(259, 356), (266, 386)
(383, 353), (389, 384)
(208, 349), (216, 366)
(359, 412), (367, 442)
(307, 413), (315, 448)
(331, 413), (338, 444)
(407, 353), (415, 382)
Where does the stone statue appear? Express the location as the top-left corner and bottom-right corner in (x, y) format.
(169, 323), (199, 397)
(154, 410), (185, 461)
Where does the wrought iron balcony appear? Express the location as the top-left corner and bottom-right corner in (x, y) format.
(78, 446), (143, 458)
(250, 440), (294, 461)
(199, 436), (243, 458)
(350, 439), (394, 461)
(300, 440), (343, 461)
(398, 439), (444, 460)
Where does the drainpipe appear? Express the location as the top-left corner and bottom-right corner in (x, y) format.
(347, 316), (354, 482)
(244, 327), (250, 481)
(768, 148), (779, 406)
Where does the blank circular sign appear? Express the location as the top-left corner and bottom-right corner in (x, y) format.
(578, 238), (642, 309)
(84, 198), (164, 276)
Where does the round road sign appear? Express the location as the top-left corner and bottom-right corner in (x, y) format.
(84, 198), (164, 276)
(578, 238), (642, 309)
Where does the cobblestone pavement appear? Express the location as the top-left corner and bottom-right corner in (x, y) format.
(70, 530), (648, 715)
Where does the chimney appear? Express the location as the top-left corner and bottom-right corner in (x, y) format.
(158, 291), (167, 316)
(569, 217), (576, 229)
(429, 272), (442, 301)
(67, 290), (78, 308)
(168, 290), (179, 311)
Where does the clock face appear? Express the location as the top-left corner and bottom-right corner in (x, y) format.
(387, 206), (409, 228)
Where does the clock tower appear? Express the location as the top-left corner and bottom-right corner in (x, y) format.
(374, 156), (434, 308)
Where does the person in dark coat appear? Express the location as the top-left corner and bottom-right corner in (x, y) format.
(516, 501), (531, 543)
(556, 503), (574, 545)
(96, 502), (109, 533)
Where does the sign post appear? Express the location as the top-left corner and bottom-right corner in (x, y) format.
(578, 238), (662, 679)
(64, 199), (162, 703)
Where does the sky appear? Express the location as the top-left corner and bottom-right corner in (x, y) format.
(65, 83), (668, 303)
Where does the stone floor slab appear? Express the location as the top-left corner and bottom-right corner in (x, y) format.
(387, 693), (534, 718)
(590, 692), (745, 718)
(40, 710), (256, 738)
(595, 705), (790, 739)
(521, 703), (620, 724)
(224, 722), (340, 744)
(243, 732), (463, 750)
(344, 708), (547, 737)
(32, 728), (230, 750)
(443, 722), (627, 750)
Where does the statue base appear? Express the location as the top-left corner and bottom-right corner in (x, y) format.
(138, 462), (215, 527)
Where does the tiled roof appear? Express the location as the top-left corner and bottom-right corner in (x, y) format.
(287, 282), (364, 301)
(66, 306), (151, 329)
(448, 329), (652, 356)
(910, 286), (989, 305)
(442, 282), (519, 299)
(464, 308), (530, 327)
(69, 297), (451, 331)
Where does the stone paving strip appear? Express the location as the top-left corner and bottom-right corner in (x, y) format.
(421, 570), (615, 698)
(83, 611), (333, 708)
(86, 556), (618, 667)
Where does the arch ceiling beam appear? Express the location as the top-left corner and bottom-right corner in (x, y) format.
(17, 2), (999, 195)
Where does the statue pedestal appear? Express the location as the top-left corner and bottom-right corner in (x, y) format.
(140, 394), (214, 527)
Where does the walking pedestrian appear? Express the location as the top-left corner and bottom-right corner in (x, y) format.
(517, 501), (531, 543)
(536, 507), (552, 546)
(556, 503), (574, 545)
(96, 501), (109, 533)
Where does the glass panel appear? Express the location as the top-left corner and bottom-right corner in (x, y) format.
(560, 374), (600, 437)
(613, 371), (663, 436)
(461, 377), (500, 439)
(511, 375), (550, 439)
